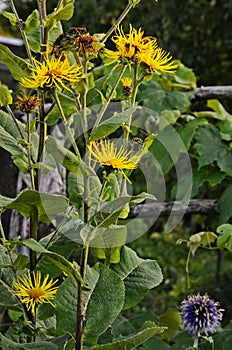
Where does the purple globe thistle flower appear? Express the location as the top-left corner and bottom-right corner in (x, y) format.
(181, 293), (223, 338)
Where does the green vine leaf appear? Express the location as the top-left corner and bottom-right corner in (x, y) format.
(217, 224), (232, 252)
(195, 123), (232, 176)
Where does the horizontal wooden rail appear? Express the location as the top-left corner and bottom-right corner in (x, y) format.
(129, 199), (218, 218)
(194, 86), (232, 99)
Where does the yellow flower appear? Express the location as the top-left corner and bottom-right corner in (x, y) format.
(21, 55), (82, 92)
(139, 48), (179, 74)
(105, 24), (157, 64)
(13, 271), (58, 316)
(88, 139), (138, 182)
(121, 77), (132, 96)
(121, 77), (132, 88)
(15, 93), (40, 113)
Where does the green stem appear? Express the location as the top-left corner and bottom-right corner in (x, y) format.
(193, 335), (199, 349)
(53, 90), (81, 158)
(37, 0), (48, 56)
(100, 2), (133, 44)
(35, 92), (46, 191)
(29, 207), (38, 272)
(79, 58), (89, 144)
(75, 244), (89, 350)
(26, 113), (35, 189)
(186, 249), (191, 289)
(123, 63), (139, 145)
(9, 0), (33, 65)
(92, 64), (127, 131)
(36, 205), (75, 264)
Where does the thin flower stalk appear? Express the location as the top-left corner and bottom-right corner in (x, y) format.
(53, 90), (81, 158)
(92, 64), (127, 131)
(37, 0), (48, 55)
(100, 2), (134, 44)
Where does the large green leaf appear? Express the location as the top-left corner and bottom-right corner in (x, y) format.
(0, 334), (58, 350)
(194, 123), (232, 176)
(0, 284), (19, 309)
(45, 135), (95, 176)
(112, 246), (163, 310)
(0, 189), (68, 223)
(84, 263), (125, 341)
(56, 263), (125, 341)
(24, 9), (39, 32)
(0, 44), (31, 80)
(0, 125), (27, 156)
(45, 93), (78, 125)
(90, 106), (138, 141)
(158, 61), (197, 91)
(0, 85), (12, 106)
(67, 172), (102, 209)
(87, 322), (165, 350)
(90, 193), (156, 228)
(58, 218), (127, 247)
(20, 238), (83, 283)
(0, 110), (25, 140)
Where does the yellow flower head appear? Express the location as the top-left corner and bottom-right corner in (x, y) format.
(105, 24), (157, 64)
(13, 270), (58, 316)
(139, 48), (179, 74)
(15, 93), (40, 113)
(121, 77), (133, 96)
(121, 77), (132, 88)
(88, 139), (138, 182)
(21, 55), (82, 92)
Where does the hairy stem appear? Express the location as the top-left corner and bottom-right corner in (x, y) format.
(100, 2), (133, 44)
(37, 0), (48, 56)
(26, 113), (35, 189)
(75, 244), (89, 350)
(53, 90), (81, 158)
(29, 207), (38, 271)
(35, 92), (47, 191)
(92, 64), (127, 131)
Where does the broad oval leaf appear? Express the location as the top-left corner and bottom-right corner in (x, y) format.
(112, 246), (163, 309)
